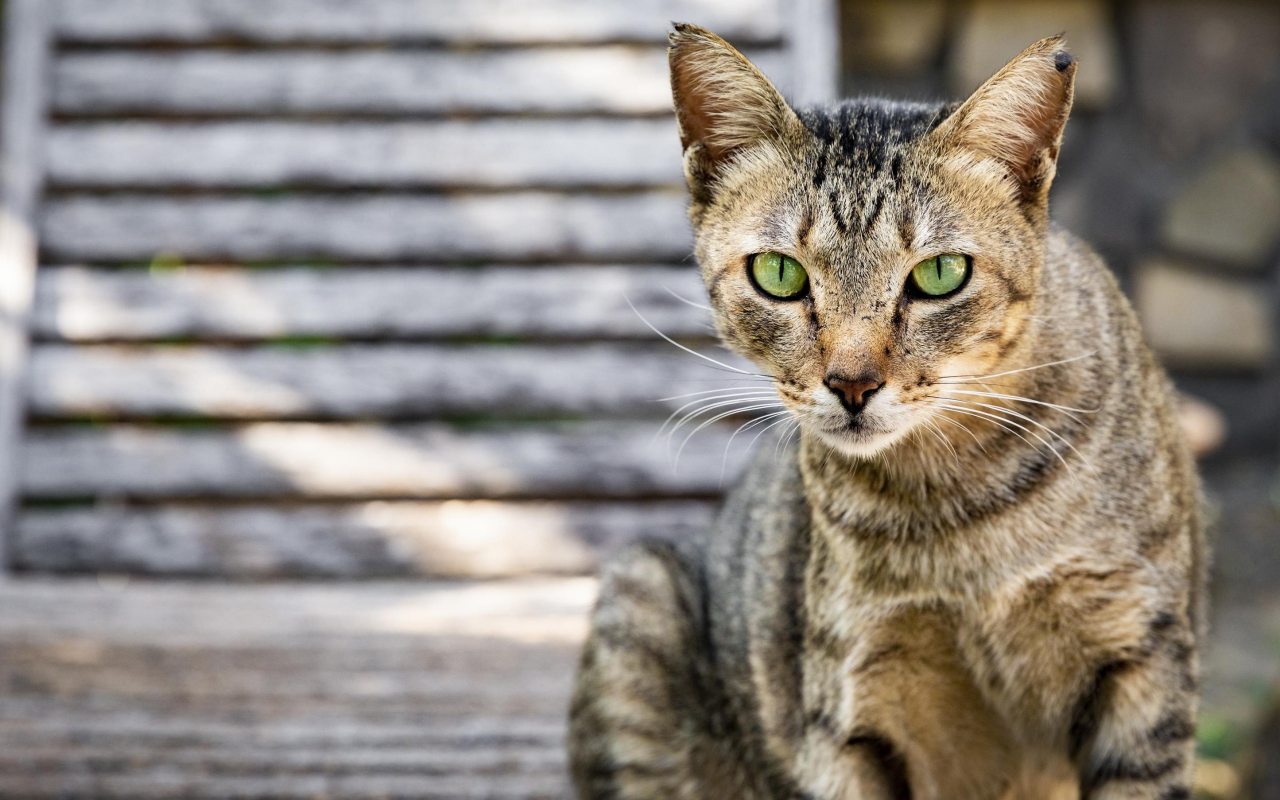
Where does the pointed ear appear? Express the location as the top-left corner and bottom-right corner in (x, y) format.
(933, 36), (1076, 203)
(668, 23), (800, 180)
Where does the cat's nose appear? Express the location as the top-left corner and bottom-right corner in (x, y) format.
(824, 372), (884, 415)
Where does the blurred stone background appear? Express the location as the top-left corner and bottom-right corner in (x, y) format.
(838, 1), (1279, 794)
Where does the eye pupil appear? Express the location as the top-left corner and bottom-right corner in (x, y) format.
(909, 253), (970, 298)
(749, 251), (808, 300)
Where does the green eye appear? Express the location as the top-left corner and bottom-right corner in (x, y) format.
(909, 253), (970, 297)
(749, 252), (808, 299)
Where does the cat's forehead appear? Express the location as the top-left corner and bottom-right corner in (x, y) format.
(796, 99), (955, 177)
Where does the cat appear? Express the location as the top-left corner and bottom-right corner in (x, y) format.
(568, 23), (1206, 800)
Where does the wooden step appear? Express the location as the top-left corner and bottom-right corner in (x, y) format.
(0, 577), (593, 796)
(53, 47), (786, 117)
(32, 265), (711, 341)
(14, 500), (716, 577)
(28, 343), (763, 419)
(47, 119), (684, 188)
(52, 0), (785, 45)
(39, 192), (691, 262)
(21, 422), (767, 499)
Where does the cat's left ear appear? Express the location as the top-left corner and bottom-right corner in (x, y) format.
(932, 36), (1076, 204)
(668, 23), (801, 186)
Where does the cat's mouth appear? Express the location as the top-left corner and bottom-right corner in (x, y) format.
(814, 414), (894, 454)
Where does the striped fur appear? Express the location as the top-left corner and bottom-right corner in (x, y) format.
(568, 26), (1206, 799)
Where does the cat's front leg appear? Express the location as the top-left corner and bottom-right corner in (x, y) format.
(1070, 616), (1199, 800)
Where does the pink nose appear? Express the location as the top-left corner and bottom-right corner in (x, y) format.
(824, 373), (884, 414)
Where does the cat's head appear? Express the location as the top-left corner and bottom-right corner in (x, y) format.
(668, 25), (1076, 458)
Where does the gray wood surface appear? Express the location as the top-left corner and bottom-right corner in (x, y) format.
(52, 0), (784, 44)
(53, 48), (786, 116)
(0, 577), (592, 797)
(47, 120), (684, 188)
(0, 0), (52, 570)
(28, 343), (761, 418)
(22, 422), (763, 499)
(32, 265), (711, 341)
(39, 192), (692, 262)
(14, 500), (715, 577)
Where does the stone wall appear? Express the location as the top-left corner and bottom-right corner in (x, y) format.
(839, 0), (1280, 458)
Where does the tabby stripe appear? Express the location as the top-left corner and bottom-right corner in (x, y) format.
(1085, 753), (1182, 790)
(1148, 710), (1195, 746)
(1068, 659), (1131, 757)
(845, 731), (913, 800)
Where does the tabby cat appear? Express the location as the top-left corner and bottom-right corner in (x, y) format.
(568, 24), (1206, 800)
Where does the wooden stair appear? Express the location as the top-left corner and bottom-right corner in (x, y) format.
(2, 0), (836, 578)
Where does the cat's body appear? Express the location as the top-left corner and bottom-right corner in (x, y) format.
(569, 27), (1205, 800)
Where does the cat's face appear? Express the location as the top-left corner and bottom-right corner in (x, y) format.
(669, 26), (1075, 457)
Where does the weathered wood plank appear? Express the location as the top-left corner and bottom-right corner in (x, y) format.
(0, 577), (592, 796)
(14, 500), (715, 577)
(0, 0), (53, 571)
(52, 48), (786, 116)
(28, 343), (761, 418)
(47, 120), (683, 188)
(0, 773), (568, 800)
(39, 192), (692, 262)
(21, 422), (763, 499)
(52, 0), (784, 45)
(32, 265), (711, 341)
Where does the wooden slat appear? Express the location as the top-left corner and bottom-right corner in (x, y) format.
(21, 422), (762, 499)
(28, 343), (762, 418)
(52, 48), (786, 116)
(39, 192), (692, 262)
(14, 500), (715, 577)
(0, 0), (53, 569)
(52, 0), (784, 45)
(47, 119), (683, 188)
(0, 577), (592, 796)
(32, 265), (712, 341)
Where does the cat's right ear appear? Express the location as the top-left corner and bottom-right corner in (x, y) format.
(668, 23), (799, 190)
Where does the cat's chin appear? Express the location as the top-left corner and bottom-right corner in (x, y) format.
(811, 420), (910, 460)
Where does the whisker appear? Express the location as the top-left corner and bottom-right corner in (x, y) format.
(929, 400), (1071, 474)
(938, 388), (1098, 418)
(627, 296), (770, 379)
(662, 285), (712, 312)
(659, 387), (779, 402)
(937, 351), (1095, 383)
(663, 395), (783, 440)
(721, 410), (793, 481)
(930, 395), (1088, 465)
(920, 417), (959, 465)
(674, 401), (785, 470)
(929, 410), (987, 455)
(778, 418), (802, 454)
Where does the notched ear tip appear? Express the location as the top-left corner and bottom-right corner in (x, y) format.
(668, 22), (717, 49)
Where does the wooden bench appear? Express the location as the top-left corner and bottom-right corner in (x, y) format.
(0, 0), (837, 578)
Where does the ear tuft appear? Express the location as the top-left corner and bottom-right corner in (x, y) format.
(934, 36), (1076, 202)
(668, 23), (798, 174)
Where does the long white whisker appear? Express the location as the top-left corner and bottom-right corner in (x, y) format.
(921, 417), (958, 464)
(930, 401), (1071, 474)
(662, 285), (712, 312)
(929, 411), (987, 455)
(664, 395), (783, 440)
(778, 418), (802, 454)
(674, 401), (784, 469)
(627, 296), (769, 378)
(659, 387), (779, 402)
(938, 351), (1094, 383)
(938, 388), (1097, 419)
(721, 410), (793, 481)
(932, 396), (1088, 464)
